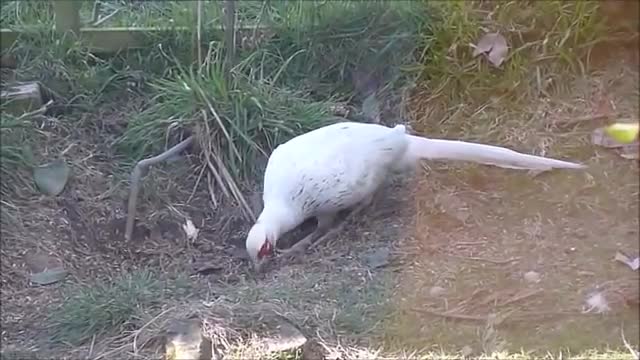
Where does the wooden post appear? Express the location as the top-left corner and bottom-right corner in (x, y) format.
(222, 0), (236, 67)
(192, 0), (203, 65)
(52, 0), (81, 34)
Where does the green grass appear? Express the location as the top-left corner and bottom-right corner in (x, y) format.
(415, 1), (608, 106)
(0, 1), (53, 29)
(48, 270), (192, 346)
(115, 44), (337, 212)
(245, 0), (428, 100)
(0, 111), (35, 199)
(0, 104), (42, 229)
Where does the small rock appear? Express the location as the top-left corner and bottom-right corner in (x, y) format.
(165, 317), (211, 360)
(428, 286), (447, 297)
(253, 315), (307, 354)
(364, 247), (390, 269)
(30, 267), (68, 286)
(524, 271), (541, 284)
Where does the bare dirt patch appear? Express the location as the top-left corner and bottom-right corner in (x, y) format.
(381, 58), (639, 354)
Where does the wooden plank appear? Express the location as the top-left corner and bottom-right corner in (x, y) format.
(0, 82), (44, 115)
(52, 0), (82, 34)
(222, 0), (237, 66)
(0, 25), (269, 53)
(0, 29), (18, 51)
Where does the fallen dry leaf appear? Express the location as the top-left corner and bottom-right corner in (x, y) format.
(524, 271), (541, 284)
(582, 292), (610, 314)
(615, 251), (640, 271)
(192, 262), (224, 276)
(30, 267), (68, 286)
(429, 286), (447, 297)
(33, 159), (70, 196)
(182, 218), (199, 242)
(472, 32), (509, 67)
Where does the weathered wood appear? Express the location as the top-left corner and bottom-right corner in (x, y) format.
(1, 29), (18, 50)
(222, 0), (236, 66)
(52, 0), (82, 34)
(192, 0), (204, 64)
(0, 25), (269, 53)
(0, 82), (43, 115)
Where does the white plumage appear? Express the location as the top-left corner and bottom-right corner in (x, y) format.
(245, 121), (585, 271)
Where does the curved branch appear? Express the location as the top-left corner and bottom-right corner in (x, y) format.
(124, 136), (194, 241)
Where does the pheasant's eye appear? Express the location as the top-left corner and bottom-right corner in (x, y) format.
(258, 241), (273, 259)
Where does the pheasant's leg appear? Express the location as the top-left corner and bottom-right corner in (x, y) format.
(308, 192), (376, 250)
(277, 213), (337, 258)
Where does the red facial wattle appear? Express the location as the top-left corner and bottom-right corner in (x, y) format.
(258, 241), (273, 259)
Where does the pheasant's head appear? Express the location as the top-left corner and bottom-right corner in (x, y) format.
(245, 222), (274, 272)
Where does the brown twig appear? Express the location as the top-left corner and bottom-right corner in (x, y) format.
(93, 8), (120, 27)
(124, 136), (194, 241)
(621, 327), (640, 360)
(499, 288), (543, 307)
(441, 252), (520, 265)
(412, 308), (489, 322)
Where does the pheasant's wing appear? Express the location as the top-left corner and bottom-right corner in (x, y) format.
(262, 122), (409, 217)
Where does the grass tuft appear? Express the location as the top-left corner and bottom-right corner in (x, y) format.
(0, 111), (35, 199)
(116, 43), (337, 213)
(48, 270), (191, 346)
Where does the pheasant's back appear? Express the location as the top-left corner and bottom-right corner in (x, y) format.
(262, 122), (409, 218)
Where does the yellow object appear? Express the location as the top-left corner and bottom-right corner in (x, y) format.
(604, 123), (639, 144)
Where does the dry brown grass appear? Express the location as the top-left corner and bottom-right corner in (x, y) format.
(381, 1), (639, 355)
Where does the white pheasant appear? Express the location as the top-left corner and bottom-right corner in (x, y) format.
(245, 121), (586, 271)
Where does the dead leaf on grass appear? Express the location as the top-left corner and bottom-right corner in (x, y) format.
(472, 32), (509, 67)
(30, 267), (68, 286)
(33, 159), (70, 196)
(615, 251), (639, 271)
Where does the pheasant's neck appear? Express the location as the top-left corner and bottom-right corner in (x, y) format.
(256, 202), (302, 245)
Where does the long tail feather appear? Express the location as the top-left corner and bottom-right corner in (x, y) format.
(406, 135), (586, 170)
